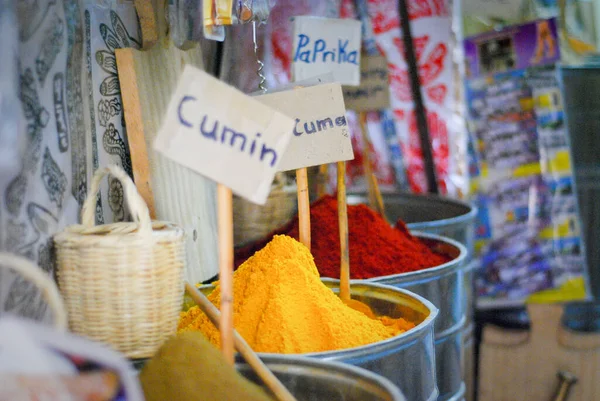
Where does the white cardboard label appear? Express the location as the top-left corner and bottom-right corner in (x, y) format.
(154, 65), (295, 205)
(291, 16), (362, 86)
(342, 54), (391, 112)
(256, 83), (354, 171)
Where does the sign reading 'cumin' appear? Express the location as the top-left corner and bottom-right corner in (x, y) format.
(256, 83), (354, 171)
(153, 65), (295, 205)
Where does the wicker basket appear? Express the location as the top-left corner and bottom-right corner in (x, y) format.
(0, 252), (68, 330)
(233, 173), (297, 247)
(54, 165), (185, 359)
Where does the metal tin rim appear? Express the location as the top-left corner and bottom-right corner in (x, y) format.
(347, 192), (478, 230)
(440, 382), (466, 401)
(435, 315), (467, 339)
(196, 280), (439, 359)
(407, 208), (477, 232)
(426, 390), (439, 401)
(364, 232), (467, 283)
(257, 280), (439, 359)
(236, 354), (407, 401)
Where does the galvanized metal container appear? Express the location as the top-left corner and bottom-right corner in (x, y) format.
(301, 280), (439, 401)
(445, 383), (466, 401)
(196, 280), (439, 401)
(346, 193), (476, 254)
(236, 354), (407, 401)
(364, 233), (468, 401)
(363, 234), (467, 334)
(347, 192), (477, 319)
(463, 323), (475, 401)
(347, 192), (477, 400)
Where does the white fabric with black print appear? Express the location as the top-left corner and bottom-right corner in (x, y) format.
(0, 0), (140, 325)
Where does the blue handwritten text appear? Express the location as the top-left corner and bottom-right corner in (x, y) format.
(293, 115), (347, 136)
(293, 34), (358, 65)
(178, 96), (278, 167)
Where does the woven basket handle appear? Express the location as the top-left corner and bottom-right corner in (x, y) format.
(81, 165), (152, 232)
(0, 253), (68, 331)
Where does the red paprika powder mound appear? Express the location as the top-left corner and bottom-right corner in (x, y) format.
(234, 195), (451, 279)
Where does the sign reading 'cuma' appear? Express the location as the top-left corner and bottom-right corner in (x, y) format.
(256, 83), (354, 171)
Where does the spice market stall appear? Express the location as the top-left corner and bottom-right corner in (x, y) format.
(0, 0), (480, 400)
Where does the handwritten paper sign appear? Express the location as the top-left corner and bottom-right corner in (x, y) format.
(291, 16), (362, 86)
(154, 65), (295, 205)
(256, 83), (354, 171)
(343, 54), (391, 111)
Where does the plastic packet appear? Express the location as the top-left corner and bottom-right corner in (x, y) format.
(237, 0), (275, 24)
(201, 0), (276, 41)
(0, 316), (143, 401)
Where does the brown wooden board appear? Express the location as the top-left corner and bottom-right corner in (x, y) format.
(478, 303), (600, 401)
(115, 1), (218, 283)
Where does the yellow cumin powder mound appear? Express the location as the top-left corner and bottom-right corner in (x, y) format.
(178, 235), (415, 354)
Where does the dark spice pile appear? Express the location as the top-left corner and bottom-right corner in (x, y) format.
(234, 195), (451, 279)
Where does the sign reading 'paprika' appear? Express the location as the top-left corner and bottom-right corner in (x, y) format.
(291, 16), (362, 86)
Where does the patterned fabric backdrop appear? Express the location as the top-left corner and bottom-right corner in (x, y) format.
(0, 0), (139, 324)
(263, 0), (464, 195)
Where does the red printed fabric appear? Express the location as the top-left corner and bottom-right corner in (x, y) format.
(343, 112), (397, 191)
(337, 0), (397, 193)
(268, 1), (342, 87)
(267, 0), (454, 194)
(268, 0), (396, 193)
(366, 0), (452, 194)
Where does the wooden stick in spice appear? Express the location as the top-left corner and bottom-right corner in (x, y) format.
(337, 161), (350, 302)
(336, 162), (375, 318)
(217, 183), (234, 364)
(289, 83), (311, 250)
(358, 112), (377, 212)
(316, 164), (329, 198)
(371, 172), (387, 224)
(184, 283), (298, 401)
(296, 168), (311, 250)
(358, 112), (388, 222)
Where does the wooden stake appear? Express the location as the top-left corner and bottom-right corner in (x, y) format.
(316, 164), (329, 198)
(133, 0), (158, 49)
(358, 112), (377, 211)
(358, 112), (388, 221)
(217, 183), (234, 364)
(337, 161), (350, 302)
(116, 0), (218, 282)
(116, 49), (157, 219)
(371, 172), (387, 223)
(185, 283), (298, 401)
(296, 167), (311, 250)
